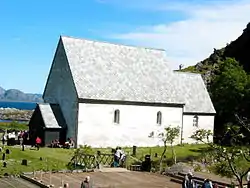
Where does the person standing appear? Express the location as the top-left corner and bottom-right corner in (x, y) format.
(2, 134), (5, 146)
(114, 147), (121, 167)
(19, 133), (25, 151)
(247, 168), (250, 188)
(182, 172), (196, 188)
(201, 179), (213, 188)
(35, 136), (42, 150)
(81, 176), (93, 188)
(119, 149), (126, 167)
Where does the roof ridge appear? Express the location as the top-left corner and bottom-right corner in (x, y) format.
(61, 35), (166, 52)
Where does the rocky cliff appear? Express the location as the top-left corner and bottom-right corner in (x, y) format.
(0, 87), (43, 102)
(181, 22), (250, 86)
(0, 108), (33, 121)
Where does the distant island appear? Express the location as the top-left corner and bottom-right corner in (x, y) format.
(0, 86), (43, 102)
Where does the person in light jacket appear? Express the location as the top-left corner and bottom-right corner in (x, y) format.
(182, 172), (196, 188)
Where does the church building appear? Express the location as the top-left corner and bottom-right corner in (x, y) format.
(28, 36), (216, 147)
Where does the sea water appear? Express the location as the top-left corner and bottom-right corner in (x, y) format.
(0, 101), (36, 110)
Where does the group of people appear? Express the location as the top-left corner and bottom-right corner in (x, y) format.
(114, 147), (126, 167)
(50, 138), (75, 149)
(1, 130), (29, 146)
(50, 139), (60, 148)
(59, 176), (92, 188)
(183, 170), (250, 188)
(182, 172), (217, 188)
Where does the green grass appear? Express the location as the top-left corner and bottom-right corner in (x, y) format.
(96, 144), (207, 166)
(0, 122), (28, 131)
(0, 144), (206, 176)
(0, 146), (74, 176)
(96, 144), (206, 160)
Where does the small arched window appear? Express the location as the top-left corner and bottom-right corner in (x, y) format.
(193, 115), (199, 127)
(157, 111), (162, 125)
(114, 109), (120, 124)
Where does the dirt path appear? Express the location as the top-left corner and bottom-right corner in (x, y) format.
(0, 177), (40, 188)
(33, 171), (180, 188)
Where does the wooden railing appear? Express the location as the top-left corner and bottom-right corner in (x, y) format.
(96, 153), (114, 167)
(69, 151), (127, 169)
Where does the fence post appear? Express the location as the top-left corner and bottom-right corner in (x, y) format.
(33, 169), (35, 179)
(94, 154), (98, 170)
(61, 174), (63, 187)
(126, 152), (130, 170)
(40, 171), (42, 182)
(132, 146), (137, 156)
(49, 171), (52, 185)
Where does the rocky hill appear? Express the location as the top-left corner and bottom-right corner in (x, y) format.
(0, 108), (33, 121)
(0, 87), (43, 102)
(180, 22), (250, 138)
(181, 22), (250, 86)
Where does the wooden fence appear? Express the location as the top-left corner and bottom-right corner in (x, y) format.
(70, 152), (119, 169)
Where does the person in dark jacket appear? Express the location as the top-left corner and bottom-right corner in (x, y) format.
(201, 179), (213, 188)
(81, 176), (93, 188)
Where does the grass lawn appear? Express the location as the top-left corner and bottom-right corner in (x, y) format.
(0, 122), (28, 131)
(0, 146), (74, 176)
(96, 144), (207, 160)
(0, 144), (206, 176)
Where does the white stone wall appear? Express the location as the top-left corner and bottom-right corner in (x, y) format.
(182, 115), (214, 144)
(77, 103), (183, 148)
(43, 39), (78, 143)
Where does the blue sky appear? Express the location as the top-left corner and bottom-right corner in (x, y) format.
(0, 0), (250, 93)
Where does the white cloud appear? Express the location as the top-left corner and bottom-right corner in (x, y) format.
(109, 0), (250, 69)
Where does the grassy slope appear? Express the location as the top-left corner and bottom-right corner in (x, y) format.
(0, 144), (205, 176)
(0, 122), (28, 131)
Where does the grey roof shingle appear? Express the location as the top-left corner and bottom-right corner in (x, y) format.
(173, 72), (216, 114)
(38, 103), (66, 129)
(60, 36), (215, 114)
(61, 36), (184, 104)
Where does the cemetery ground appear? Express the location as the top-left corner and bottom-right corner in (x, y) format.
(0, 143), (248, 187)
(0, 144), (206, 176)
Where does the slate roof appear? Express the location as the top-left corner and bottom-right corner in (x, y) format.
(61, 36), (184, 104)
(38, 103), (67, 129)
(173, 72), (216, 114)
(60, 36), (215, 114)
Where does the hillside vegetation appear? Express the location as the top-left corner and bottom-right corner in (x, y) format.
(180, 22), (250, 138)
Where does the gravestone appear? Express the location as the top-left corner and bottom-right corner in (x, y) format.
(132, 146), (137, 156)
(6, 149), (10, 154)
(2, 153), (5, 161)
(154, 153), (158, 157)
(3, 161), (7, 167)
(21, 159), (27, 166)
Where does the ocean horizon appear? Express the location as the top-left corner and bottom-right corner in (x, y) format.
(0, 101), (37, 110)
